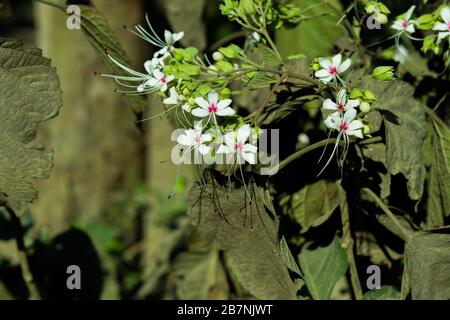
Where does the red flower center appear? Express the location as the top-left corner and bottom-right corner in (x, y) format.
(401, 20), (408, 29)
(235, 142), (244, 152)
(447, 22), (450, 30)
(340, 121), (349, 132)
(208, 102), (218, 113)
(160, 77), (167, 84)
(328, 66), (337, 75)
(194, 136), (201, 144)
(337, 102), (345, 111)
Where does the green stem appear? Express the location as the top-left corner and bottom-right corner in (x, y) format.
(338, 184), (363, 300)
(6, 207), (41, 300)
(362, 188), (411, 240)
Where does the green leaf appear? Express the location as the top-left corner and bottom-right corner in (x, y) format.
(188, 173), (298, 299)
(426, 120), (450, 227)
(79, 5), (149, 116)
(0, 39), (62, 214)
(171, 248), (229, 299)
(277, 236), (303, 277)
(276, 0), (344, 58)
(363, 286), (401, 300)
(356, 77), (427, 200)
(281, 180), (339, 233)
(298, 235), (348, 300)
(402, 229), (450, 299)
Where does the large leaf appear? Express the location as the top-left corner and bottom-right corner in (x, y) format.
(426, 120), (450, 227)
(188, 172), (298, 300)
(276, 0), (344, 58)
(170, 248), (229, 299)
(0, 39), (62, 214)
(402, 229), (450, 299)
(356, 78), (427, 200)
(298, 235), (348, 300)
(280, 180), (339, 233)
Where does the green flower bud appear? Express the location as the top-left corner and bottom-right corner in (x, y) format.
(373, 66), (395, 81)
(311, 62), (320, 71)
(188, 97), (196, 106)
(218, 44), (241, 59)
(366, 4), (377, 14)
(216, 60), (235, 73)
(360, 102), (371, 113)
(239, 0), (256, 15)
(376, 13), (388, 25)
(350, 88), (364, 99)
(363, 125), (371, 136)
(212, 51), (224, 61)
(363, 90), (378, 103)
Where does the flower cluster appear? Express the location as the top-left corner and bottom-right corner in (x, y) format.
(313, 54), (366, 174)
(100, 15), (260, 170)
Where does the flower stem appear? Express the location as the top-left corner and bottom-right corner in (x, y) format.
(6, 207), (41, 300)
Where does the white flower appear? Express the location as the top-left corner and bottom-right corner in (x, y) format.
(391, 5), (416, 34)
(192, 91), (235, 119)
(163, 87), (184, 105)
(144, 55), (166, 74)
(141, 69), (174, 92)
(217, 125), (258, 164)
(322, 89), (360, 113)
(324, 108), (364, 138)
(100, 54), (159, 95)
(433, 7), (450, 43)
(177, 121), (212, 156)
(317, 108), (364, 176)
(131, 14), (184, 57)
(314, 54), (351, 84)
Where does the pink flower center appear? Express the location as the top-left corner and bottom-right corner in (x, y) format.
(401, 20), (408, 29)
(208, 102), (218, 113)
(447, 22), (450, 30)
(160, 77), (167, 84)
(340, 121), (349, 132)
(337, 102), (345, 111)
(194, 136), (201, 144)
(328, 66), (337, 75)
(235, 142), (244, 152)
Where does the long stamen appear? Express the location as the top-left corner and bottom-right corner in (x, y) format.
(317, 132), (342, 176)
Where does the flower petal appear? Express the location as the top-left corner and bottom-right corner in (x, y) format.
(332, 54), (342, 68)
(338, 59), (351, 73)
(217, 144), (232, 154)
(324, 112), (340, 130)
(337, 89), (347, 104)
(208, 91), (219, 104)
(322, 98), (338, 110)
(343, 108), (357, 123)
(242, 152), (257, 164)
(216, 107), (235, 116)
(237, 125), (251, 143)
(191, 108), (210, 117)
(217, 99), (232, 110)
(433, 22), (449, 31)
(440, 7), (450, 23)
(318, 58), (331, 69)
(198, 144), (210, 155)
(201, 133), (213, 143)
(195, 97), (210, 109)
(349, 119), (364, 131)
(405, 23), (415, 34)
(391, 21), (404, 31)
(348, 129), (363, 139)
(315, 69), (330, 78)
(243, 144), (258, 153)
(172, 31), (184, 42)
(346, 99), (360, 109)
